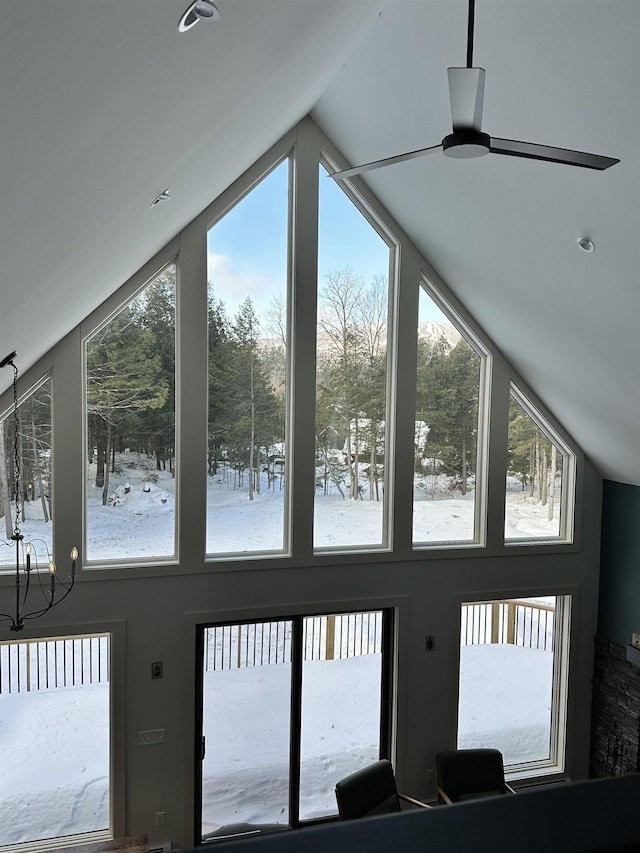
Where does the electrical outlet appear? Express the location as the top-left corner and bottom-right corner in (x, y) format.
(138, 728), (166, 746)
(155, 811), (166, 827)
(426, 769), (434, 783)
(151, 661), (163, 679)
(425, 635), (435, 652)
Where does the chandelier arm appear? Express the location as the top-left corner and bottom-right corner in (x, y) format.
(21, 575), (76, 622)
(20, 604), (55, 623)
(0, 612), (17, 623)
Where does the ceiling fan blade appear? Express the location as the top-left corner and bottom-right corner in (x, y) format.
(490, 137), (620, 170)
(448, 67), (485, 132)
(329, 144), (443, 180)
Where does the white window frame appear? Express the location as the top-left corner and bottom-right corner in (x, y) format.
(313, 152), (400, 555)
(0, 373), (54, 574)
(81, 262), (178, 569)
(0, 621), (124, 853)
(506, 382), (576, 546)
(455, 592), (572, 782)
(412, 276), (492, 550)
(204, 154), (292, 560)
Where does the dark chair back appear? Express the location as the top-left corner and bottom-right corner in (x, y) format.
(435, 748), (509, 803)
(335, 759), (401, 820)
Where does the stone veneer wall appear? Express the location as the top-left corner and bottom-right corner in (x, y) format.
(590, 635), (640, 777)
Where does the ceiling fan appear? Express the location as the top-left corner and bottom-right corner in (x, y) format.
(330, 0), (619, 181)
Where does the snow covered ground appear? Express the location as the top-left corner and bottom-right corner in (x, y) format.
(0, 681), (110, 845)
(1, 451), (560, 566)
(0, 642), (553, 845)
(458, 643), (553, 765)
(80, 452), (559, 561)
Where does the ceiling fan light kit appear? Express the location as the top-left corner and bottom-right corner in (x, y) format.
(442, 130), (490, 159)
(331, 0), (619, 180)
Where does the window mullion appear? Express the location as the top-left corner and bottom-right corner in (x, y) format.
(288, 616), (304, 828)
(177, 212), (209, 567)
(288, 119), (320, 559)
(54, 330), (83, 572)
(389, 243), (422, 556)
(485, 352), (511, 551)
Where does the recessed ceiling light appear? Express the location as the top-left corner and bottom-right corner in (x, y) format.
(151, 190), (171, 208)
(577, 237), (595, 253)
(179, 0), (220, 32)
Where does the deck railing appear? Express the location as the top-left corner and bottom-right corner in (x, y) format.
(1, 602), (551, 693)
(0, 634), (109, 694)
(461, 599), (555, 651)
(204, 611), (383, 672)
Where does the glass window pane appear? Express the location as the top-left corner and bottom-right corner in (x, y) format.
(299, 612), (383, 820)
(315, 165), (391, 550)
(458, 598), (557, 766)
(413, 285), (481, 545)
(201, 621), (292, 839)
(1, 377), (52, 567)
(505, 391), (565, 540)
(0, 634), (110, 845)
(206, 160), (289, 556)
(85, 266), (176, 562)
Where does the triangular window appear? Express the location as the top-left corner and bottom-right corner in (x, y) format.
(505, 385), (574, 543)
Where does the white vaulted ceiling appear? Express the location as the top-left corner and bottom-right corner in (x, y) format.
(1, 1), (638, 484)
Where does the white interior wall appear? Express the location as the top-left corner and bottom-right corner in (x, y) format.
(0, 119), (602, 850)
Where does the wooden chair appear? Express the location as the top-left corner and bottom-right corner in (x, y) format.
(51, 834), (149, 853)
(435, 748), (515, 804)
(335, 759), (431, 820)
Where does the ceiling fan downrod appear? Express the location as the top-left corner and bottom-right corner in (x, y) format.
(466, 0), (476, 68)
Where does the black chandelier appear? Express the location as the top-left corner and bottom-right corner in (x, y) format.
(0, 352), (77, 632)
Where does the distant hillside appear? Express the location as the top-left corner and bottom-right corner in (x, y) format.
(260, 321), (461, 356)
(418, 321), (461, 350)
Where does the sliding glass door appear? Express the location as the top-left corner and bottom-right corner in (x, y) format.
(196, 609), (393, 841)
